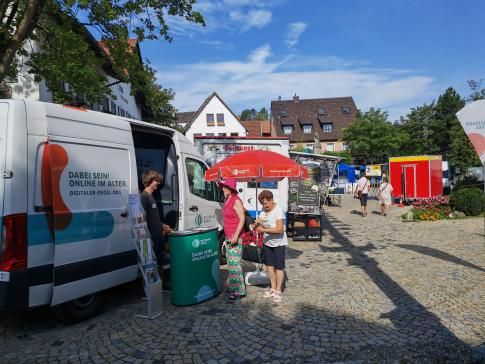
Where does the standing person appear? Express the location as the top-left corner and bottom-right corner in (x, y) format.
(219, 178), (246, 301)
(255, 190), (287, 303)
(141, 170), (171, 266)
(377, 177), (394, 216)
(354, 172), (370, 216)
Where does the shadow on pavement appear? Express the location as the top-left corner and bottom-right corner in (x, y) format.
(397, 244), (485, 272)
(319, 213), (470, 354)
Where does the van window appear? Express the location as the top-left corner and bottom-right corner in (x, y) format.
(186, 158), (219, 201)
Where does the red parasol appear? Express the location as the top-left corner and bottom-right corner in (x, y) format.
(204, 150), (308, 182)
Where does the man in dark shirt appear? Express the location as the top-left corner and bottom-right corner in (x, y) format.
(140, 170), (171, 265)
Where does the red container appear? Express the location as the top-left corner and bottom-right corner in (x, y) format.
(389, 155), (443, 201)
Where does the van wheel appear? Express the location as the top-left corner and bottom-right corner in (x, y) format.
(218, 234), (227, 265)
(54, 293), (104, 323)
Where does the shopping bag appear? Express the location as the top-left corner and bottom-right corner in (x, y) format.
(245, 266), (270, 286)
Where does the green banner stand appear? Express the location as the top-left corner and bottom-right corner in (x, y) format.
(168, 227), (221, 306)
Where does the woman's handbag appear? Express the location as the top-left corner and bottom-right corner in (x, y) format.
(241, 230), (265, 263)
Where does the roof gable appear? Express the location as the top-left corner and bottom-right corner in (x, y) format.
(184, 92), (244, 132)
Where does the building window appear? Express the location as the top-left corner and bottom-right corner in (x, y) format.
(341, 107), (350, 114)
(342, 143), (348, 151)
(110, 101), (116, 114)
(216, 113), (225, 126)
(218, 133), (226, 136)
(303, 124), (312, 134)
(206, 133), (214, 136)
(322, 123), (332, 132)
(206, 114), (215, 126)
(193, 133), (202, 137)
(283, 125), (293, 135)
(118, 85), (124, 94)
(280, 110), (287, 117)
(326, 143), (334, 152)
(318, 107), (325, 115)
(230, 133), (238, 136)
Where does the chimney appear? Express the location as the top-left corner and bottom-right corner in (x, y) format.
(293, 94), (299, 102)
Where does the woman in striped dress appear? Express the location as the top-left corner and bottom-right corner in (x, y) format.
(219, 178), (246, 300)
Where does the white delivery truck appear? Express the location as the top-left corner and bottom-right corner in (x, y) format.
(0, 100), (222, 321)
(194, 136), (290, 217)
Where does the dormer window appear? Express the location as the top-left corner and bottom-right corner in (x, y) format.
(341, 107), (351, 114)
(322, 123), (332, 132)
(283, 125), (293, 134)
(303, 124), (312, 134)
(318, 107), (325, 115)
(280, 110), (287, 117)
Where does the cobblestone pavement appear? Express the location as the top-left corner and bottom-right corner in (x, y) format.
(1, 195), (484, 363)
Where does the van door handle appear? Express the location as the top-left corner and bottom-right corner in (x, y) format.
(34, 205), (53, 213)
(189, 205), (198, 212)
(120, 212), (128, 218)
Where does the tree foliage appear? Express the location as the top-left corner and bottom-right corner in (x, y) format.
(0, 0), (204, 124)
(240, 107), (268, 121)
(342, 108), (402, 164)
(396, 85), (481, 172)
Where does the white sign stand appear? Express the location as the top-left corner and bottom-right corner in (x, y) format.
(128, 194), (164, 319)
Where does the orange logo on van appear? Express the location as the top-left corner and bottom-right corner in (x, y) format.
(41, 143), (72, 232)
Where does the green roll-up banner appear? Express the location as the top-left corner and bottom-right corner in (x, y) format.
(168, 227), (221, 306)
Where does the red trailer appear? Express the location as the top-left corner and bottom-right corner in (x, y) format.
(389, 155), (443, 201)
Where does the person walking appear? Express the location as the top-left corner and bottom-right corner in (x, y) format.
(377, 177), (394, 216)
(255, 190), (287, 303)
(354, 171), (370, 217)
(219, 178), (246, 301)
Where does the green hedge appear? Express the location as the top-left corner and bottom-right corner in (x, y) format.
(450, 188), (485, 216)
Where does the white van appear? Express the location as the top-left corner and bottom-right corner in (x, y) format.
(0, 100), (222, 321)
(194, 136), (290, 218)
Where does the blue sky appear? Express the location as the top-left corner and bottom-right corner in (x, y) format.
(140, 0), (484, 121)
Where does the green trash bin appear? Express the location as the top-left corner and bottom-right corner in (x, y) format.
(168, 227), (221, 306)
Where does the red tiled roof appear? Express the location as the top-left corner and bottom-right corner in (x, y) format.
(240, 120), (271, 136)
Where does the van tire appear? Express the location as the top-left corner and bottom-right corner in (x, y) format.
(218, 233), (227, 265)
(54, 293), (104, 323)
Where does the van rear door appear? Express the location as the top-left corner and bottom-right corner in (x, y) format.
(0, 103), (7, 233)
(43, 106), (138, 306)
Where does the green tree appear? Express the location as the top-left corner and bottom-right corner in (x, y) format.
(0, 0), (204, 124)
(431, 87), (480, 172)
(467, 79), (485, 101)
(429, 87), (464, 156)
(240, 108), (257, 121)
(256, 107), (269, 120)
(398, 103), (437, 155)
(342, 108), (402, 164)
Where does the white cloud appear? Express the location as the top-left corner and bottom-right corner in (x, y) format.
(230, 10), (272, 30)
(157, 45), (435, 121)
(285, 22), (308, 49)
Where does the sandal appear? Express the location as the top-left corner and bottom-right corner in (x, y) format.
(273, 291), (282, 303)
(263, 289), (275, 298)
(228, 293), (241, 301)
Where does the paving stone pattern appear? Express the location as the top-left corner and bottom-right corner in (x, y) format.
(1, 195), (484, 363)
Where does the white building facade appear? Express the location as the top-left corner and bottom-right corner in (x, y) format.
(183, 92), (247, 142)
(10, 38), (142, 120)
